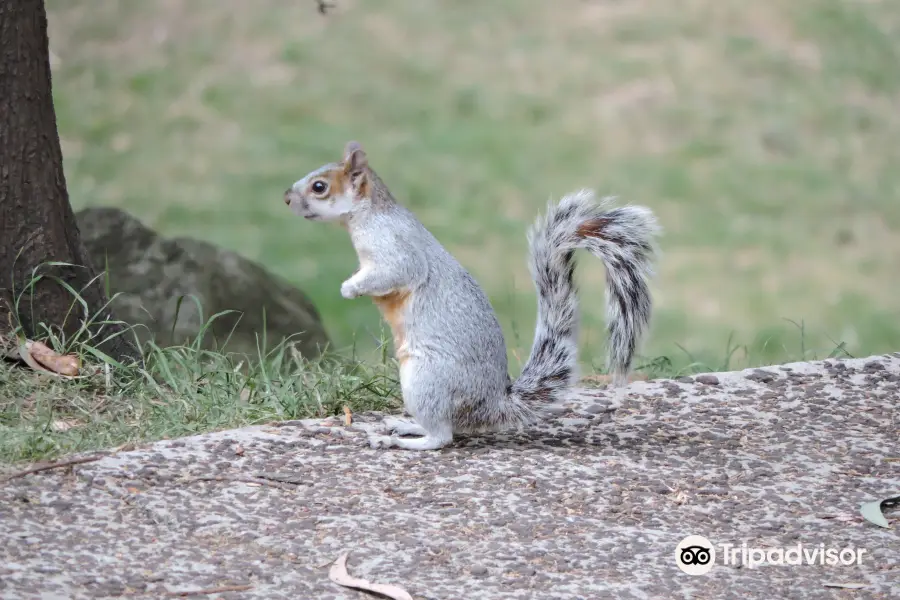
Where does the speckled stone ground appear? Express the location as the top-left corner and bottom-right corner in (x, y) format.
(1, 354), (899, 600)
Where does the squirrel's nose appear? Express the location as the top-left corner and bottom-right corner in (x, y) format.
(284, 189), (292, 205)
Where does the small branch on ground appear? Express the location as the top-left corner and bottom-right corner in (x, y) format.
(1, 454), (106, 483)
(181, 475), (300, 492)
(163, 584), (253, 597)
(252, 472), (310, 486)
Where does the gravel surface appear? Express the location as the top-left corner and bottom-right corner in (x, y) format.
(1, 354), (899, 599)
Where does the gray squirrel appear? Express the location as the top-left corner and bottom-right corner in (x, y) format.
(284, 141), (660, 451)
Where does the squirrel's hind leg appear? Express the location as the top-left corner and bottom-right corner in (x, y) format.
(368, 400), (454, 451)
(368, 360), (456, 450)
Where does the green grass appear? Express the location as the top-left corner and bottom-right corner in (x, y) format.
(0, 339), (401, 464)
(45, 0), (900, 371)
(0, 286), (402, 464)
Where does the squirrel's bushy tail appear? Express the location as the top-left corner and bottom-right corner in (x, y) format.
(509, 189), (660, 410)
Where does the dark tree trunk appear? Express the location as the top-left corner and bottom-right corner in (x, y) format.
(0, 0), (140, 363)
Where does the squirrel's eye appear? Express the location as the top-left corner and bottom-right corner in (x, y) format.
(311, 180), (328, 195)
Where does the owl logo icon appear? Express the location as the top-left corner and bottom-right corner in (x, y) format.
(675, 535), (716, 575)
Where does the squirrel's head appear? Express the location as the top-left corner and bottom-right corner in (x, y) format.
(284, 141), (371, 223)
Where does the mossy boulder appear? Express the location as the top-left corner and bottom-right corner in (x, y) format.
(76, 207), (330, 359)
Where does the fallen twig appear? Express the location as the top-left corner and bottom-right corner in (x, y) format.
(164, 584), (253, 597)
(1, 454), (105, 483)
(252, 472), (309, 486)
(181, 475), (299, 492)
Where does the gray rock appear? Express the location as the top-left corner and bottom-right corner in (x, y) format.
(694, 374), (720, 385)
(746, 369), (777, 383)
(76, 207), (330, 359)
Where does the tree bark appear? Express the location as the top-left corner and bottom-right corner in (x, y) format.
(0, 0), (140, 363)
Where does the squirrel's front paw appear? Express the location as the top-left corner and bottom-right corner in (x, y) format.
(368, 434), (396, 449)
(340, 279), (360, 299)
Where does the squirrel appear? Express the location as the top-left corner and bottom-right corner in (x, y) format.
(284, 141), (661, 451)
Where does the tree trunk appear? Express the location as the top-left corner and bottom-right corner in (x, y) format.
(0, 0), (140, 363)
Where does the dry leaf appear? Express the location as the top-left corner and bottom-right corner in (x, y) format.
(860, 494), (900, 529)
(18, 342), (52, 374)
(29, 340), (80, 376)
(17, 340), (80, 377)
(329, 552), (413, 600)
(343, 405), (353, 426)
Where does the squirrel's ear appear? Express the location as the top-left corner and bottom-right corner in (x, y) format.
(342, 141), (369, 198)
(343, 141), (368, 171)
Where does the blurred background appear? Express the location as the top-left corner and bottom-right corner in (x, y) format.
(45, 0), (900, 372)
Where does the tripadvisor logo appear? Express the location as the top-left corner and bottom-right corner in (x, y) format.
(675, 535), (869, 575)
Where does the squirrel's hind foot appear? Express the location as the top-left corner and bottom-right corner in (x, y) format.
(368, 434), (396, 449)
(382, 416), (428, 437)
(367, 425), (453, 451)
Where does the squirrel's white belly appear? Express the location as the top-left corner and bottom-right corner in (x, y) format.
(397, 354), (420, 417)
